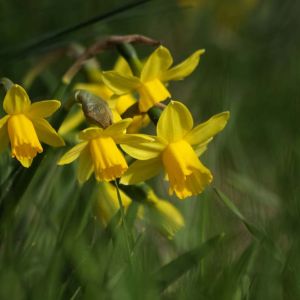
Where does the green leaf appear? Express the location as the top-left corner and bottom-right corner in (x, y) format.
(214, 188), (284, 264)
(154, 233), (225, 292)
(214, 188), (246, 221)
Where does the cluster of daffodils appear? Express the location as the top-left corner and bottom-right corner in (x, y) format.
(0, 44), (229, 237)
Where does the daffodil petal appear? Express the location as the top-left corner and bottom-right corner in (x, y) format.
(116, 133), (155, 145)
(79, 127), (103, 140)
(120, 158), (162, 185)
(138, 79), (171, 112)
(28, 100), (61, 118)
(57, 142), (88, 165)
(121, 137), (165, 160)
(161, 49), (205, 82)
(193, 138), (212, 156)
(31, 117), (65, 147)
(185, 111), (229, 146)
(101, 71), (140, 95)
(77, 146), (93, 183)
(127, 114), (150, 134)
(104, 118), (132, 137)
(0, 121), (9, 154)
(114, 94), (137, 115)
(114, 56), (133, 76)
(157, 100), (193, 142)
(3, 84), (31, 114)
(141, 46), (173, 82)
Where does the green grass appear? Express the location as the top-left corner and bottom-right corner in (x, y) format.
(1, 1), (300, 299)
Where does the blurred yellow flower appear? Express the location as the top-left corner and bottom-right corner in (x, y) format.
(145, 189), (185, 239)
(0, 84), (65, 167)
(96, 182), (132, 226)
(95, 182), (184, 238)
(57, 119), (151, 183)
(121, 101), (229, 199)
(102, 46), (205, 112)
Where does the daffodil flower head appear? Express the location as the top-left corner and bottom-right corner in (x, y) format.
(57, 118), (152, 183)
(102, 46), (205, 113)
(120, 101), (229, 199)
(73, 57), (147, 132)
(0, 84), (65, 167)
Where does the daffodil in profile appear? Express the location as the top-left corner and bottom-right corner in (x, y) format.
(102, 46), (205, 112)
(120, 101), (229, 199)
(57, 119), (151, 183)
(0, 84), (65, 167)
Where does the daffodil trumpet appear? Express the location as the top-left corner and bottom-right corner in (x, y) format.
(120, 101), (229, 199)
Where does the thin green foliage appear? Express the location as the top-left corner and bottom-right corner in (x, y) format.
(0, 1), (299, 300)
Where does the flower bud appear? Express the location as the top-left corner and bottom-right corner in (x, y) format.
(74, 90), (113, 128)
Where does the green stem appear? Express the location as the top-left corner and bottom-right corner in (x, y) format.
(147, 106), (162, 125)
(116, 43), (142, 76)
(114, 180), (132, 260)
(199, 195), (209, 278)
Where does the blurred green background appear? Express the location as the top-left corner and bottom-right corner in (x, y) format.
(0, 0), (300, 299)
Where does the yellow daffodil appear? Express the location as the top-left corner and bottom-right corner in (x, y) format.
(72, 57), (149, 133)
(95, 182), (184, 238)
(101, 46), (205, 112)
(0, 84), (65, 167)
(57, 119), (152, 183)
(120, 101), (229, 199)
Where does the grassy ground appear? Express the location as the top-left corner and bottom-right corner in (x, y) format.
(0, 1), (300, 299)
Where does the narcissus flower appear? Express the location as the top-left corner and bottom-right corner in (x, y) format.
(102, 46), (205, 112)
(73, 57), (149, 133)
(57, 119), (151, 183)
(95, 182), (184, 238)
(0, 84), (65, 167)
(120, 101), (229, 199)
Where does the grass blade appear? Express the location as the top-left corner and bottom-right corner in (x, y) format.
(154, 233), (225, 292)
(214, 188), (284, 264)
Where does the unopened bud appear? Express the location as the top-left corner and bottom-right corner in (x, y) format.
(74, 90), (113, 128)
